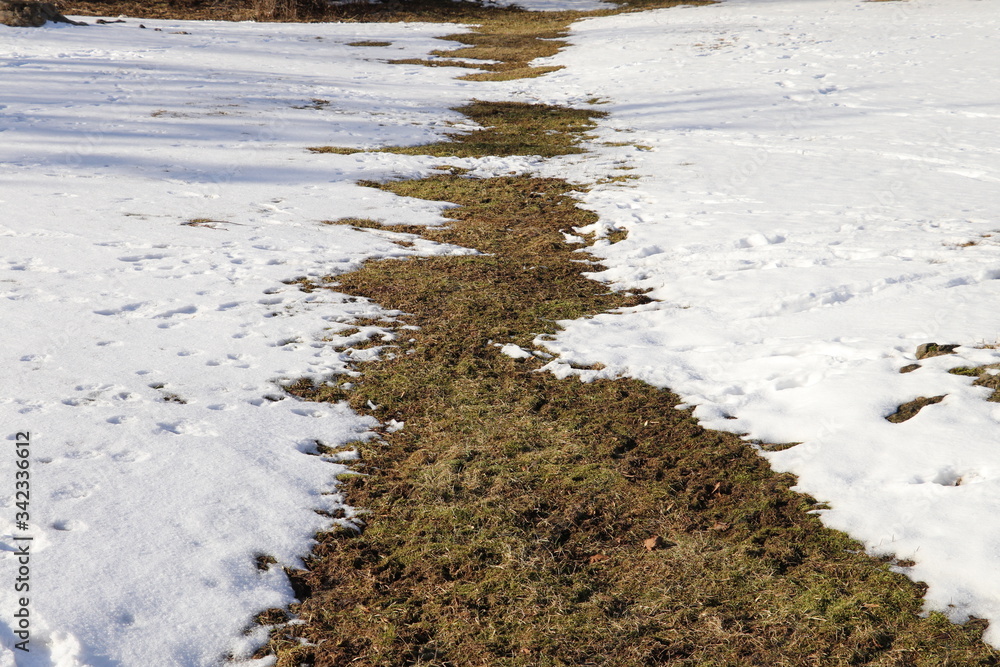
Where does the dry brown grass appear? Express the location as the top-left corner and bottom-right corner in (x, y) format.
(309, 101), (604, 157)
(265, 43), (999, 663)
(950, 365), (1000, 403)
(262, 171), (999, 666)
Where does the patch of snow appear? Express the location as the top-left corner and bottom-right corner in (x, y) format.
(499, 343), (535, 359)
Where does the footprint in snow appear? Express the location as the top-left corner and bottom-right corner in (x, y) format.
(51, 482), (96, 501)
(52, 519), (87, 532)
(94, 302), (149, 316)
(291, 408), (326, 418)
(64, 450), (102, 460)
(156, 305), (198, 318)
(118, 253), (169, 263)
(156, 419), (218, 436)
(111, 450), (149, 463)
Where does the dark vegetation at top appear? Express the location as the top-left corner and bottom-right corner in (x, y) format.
(61, 0), (713, 25)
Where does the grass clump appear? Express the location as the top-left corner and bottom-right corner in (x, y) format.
(885, 395), (947, 423)
(384, 1), (712, 82)
(310, 100), (604, 158)
(403, 11), (578, 81)
(950, 365), (1000, 403)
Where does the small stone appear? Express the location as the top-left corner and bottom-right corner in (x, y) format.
(899, 363), (921, 374)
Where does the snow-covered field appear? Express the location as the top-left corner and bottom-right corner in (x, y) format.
(2, 0), (1000, 664)
(0, 18), (483, 666)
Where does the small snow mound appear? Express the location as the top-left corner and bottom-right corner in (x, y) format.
(499, 343), (534, 360)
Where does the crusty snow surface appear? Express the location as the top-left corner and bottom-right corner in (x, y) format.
(2, 0), (1000, 665)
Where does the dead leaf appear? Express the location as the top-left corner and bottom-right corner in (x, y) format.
(644, 536), (665, 551)
(588, 554), (609, 564)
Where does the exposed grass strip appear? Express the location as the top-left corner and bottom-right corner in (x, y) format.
(309, 101), (603, 158)
(263, 168), (1000, 665)
(257, 6), (1000, 663)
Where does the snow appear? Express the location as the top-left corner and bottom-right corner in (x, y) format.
(509, 0), (1000, 643)
(0, 17), (480, 666)
(3, 0), (1000, 662)
(499, 343), (536, 359)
